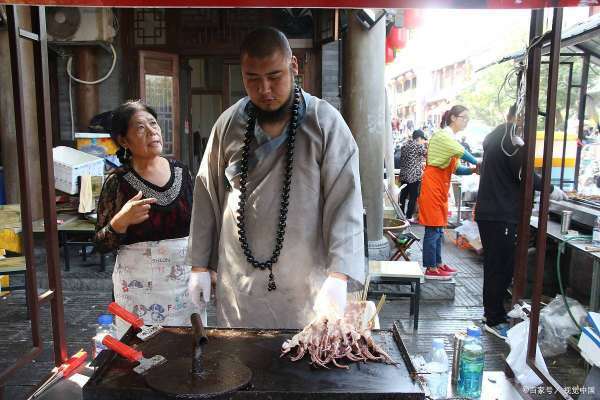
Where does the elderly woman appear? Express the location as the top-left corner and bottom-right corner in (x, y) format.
(95, 100), (210, 329)
(417, 105), (479, 280)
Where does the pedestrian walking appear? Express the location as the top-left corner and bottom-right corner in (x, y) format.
(398, 129), (427, 220)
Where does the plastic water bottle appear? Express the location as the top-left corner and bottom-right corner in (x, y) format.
(93, 314), (116, 357)
(457, 326), (484, 398)
(593, 216), (600, 246)
(426, 338), (449, 399)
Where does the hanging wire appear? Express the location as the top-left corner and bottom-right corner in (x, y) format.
(66, 43), (117, 137)
(496, 59), (527, 158)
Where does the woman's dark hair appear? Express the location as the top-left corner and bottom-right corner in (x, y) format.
(412, 129), (426, 140)
(110, 100), (158, 164)
(440, 105), (468, 129)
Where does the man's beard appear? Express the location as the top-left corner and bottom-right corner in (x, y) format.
(254, 80), (295, 124)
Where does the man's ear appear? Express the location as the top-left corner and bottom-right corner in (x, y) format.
(290, 55), (299, 76)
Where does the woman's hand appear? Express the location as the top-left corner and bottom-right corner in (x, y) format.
(110, 191), (157, 233)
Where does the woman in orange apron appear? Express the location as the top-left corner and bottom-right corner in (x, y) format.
(417, 106), (479, 280)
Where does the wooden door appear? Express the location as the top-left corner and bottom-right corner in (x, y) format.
(139, 50), (180, 159)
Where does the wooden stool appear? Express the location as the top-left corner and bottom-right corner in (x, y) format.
(386, 231), (420, 261)
(367, 260), (424, 330)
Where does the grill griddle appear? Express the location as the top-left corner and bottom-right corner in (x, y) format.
(83, 326), (424, 400)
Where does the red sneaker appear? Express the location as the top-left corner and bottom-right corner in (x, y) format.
(424, 268), (453, 280)
(439, 264), (458, 275)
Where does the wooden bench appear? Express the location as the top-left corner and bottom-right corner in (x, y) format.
(367, 260), (424, 330)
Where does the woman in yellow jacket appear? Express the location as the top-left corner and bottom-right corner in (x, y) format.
(417, 105), (479, 280)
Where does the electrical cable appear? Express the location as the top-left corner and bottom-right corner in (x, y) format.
(66, 43), (117, 84)
(501, 123), (521, 157)
(499, 62), (525, 157)
(66, 43), (117, 137)
(555, 235), (592, 332)
(69, 77), (74, 140)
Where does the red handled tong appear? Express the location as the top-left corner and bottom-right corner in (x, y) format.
(107, 302), (162, 341)
(102, 335), (166, 374)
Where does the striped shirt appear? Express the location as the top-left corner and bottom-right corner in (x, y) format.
(426, 127), (465, 169)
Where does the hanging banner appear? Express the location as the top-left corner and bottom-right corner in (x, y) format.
(0, 0), (592, 9)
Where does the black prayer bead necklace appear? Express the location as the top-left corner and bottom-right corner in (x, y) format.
(237, 86), (301, 291)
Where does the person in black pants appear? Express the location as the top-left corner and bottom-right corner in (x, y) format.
(398, 130), (427, 220)
(475, 105), (568, 339)
(399, 181), (421, 219)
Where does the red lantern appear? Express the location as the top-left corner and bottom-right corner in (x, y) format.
(404, 9), (422, 29)
(385, 42), (395, 64)
(387, 26), (408, 50)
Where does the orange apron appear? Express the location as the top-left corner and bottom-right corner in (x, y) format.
(417, 157), (458, 227)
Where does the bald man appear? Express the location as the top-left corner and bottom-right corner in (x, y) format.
(186, 27), (365, 329)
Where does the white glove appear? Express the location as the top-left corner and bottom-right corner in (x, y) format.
(314, 276), (347, 318)
(549, 187), (568, 201)
(188, 270), (211, 307)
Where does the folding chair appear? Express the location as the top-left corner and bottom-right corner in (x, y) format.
(383, 186), (421, 261)
(386, 230), (420, 261)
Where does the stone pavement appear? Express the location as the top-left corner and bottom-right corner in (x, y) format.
(0, 229), (589, 399)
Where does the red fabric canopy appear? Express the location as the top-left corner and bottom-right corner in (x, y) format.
(0, 0), (587, 8)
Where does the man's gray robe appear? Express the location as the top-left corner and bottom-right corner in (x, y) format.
(186, 91), (365, 329)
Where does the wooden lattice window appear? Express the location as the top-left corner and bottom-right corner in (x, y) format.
(139, 51), (180, 159)
(134, 9), (166, 46)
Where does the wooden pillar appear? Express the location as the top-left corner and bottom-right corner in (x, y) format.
(0, 6), (43, 219)
(74, 46), (98, 131)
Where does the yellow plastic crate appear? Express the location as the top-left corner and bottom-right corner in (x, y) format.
(0, 275), (9, 291)
(0, 229), (22, 254)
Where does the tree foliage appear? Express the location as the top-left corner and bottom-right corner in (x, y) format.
(457, 55), (595, 132)
(456, 62), (516, 127)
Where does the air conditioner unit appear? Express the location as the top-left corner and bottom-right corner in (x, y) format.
(46, 7), (116, 43)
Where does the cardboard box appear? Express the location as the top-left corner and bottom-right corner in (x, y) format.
(587, 312), (600, 336)
(53, 146), (105, 195)
(578, 326), (600, 367)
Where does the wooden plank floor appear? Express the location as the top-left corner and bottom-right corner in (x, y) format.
(0, 231), (590, 399)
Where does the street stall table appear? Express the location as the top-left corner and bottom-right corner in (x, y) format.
(367, 261), (423, 330)
(83, 324), (425, 400)
(33, 215), (107, 272)
(0, 256), (26, 295)
(530, 215), (600, 311)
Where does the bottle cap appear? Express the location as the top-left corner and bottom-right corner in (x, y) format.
(467, 326), (481, 337)
(432, 338), (445, 349)
(97, 314), (113, 325)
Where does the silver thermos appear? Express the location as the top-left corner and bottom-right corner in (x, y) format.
(560, 210), (573, 234)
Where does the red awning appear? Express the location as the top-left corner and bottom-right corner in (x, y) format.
(0, 0), (589, 9)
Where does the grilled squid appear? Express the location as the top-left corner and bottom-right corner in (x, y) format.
(281, 301), (396, 369)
